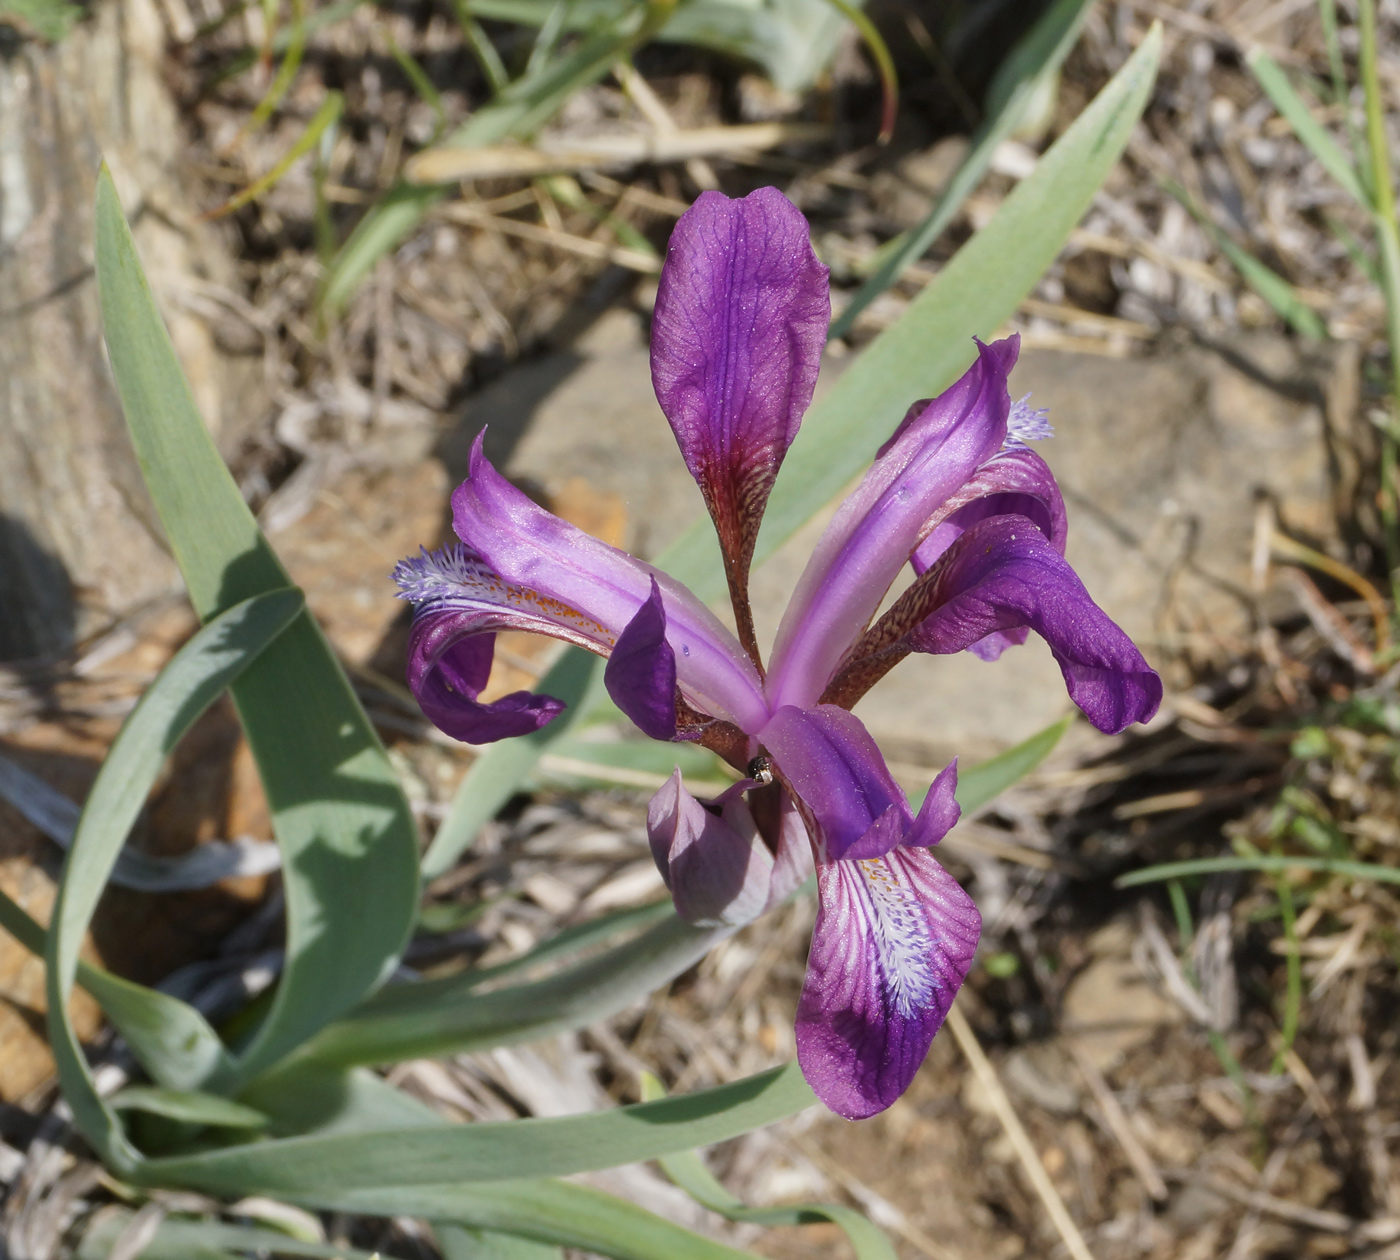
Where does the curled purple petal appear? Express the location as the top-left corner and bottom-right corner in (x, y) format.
(767, 337), (1019, 711)
(908, 517), (1162, 734)
(406, 612), (564, 744)
(651, 187), (830, 609)
(760, 705), (925, 862)
(905, 759), (960, 849)
(647, 771), (776, 927)
(452, 432), (768, 733)
(797, 846), (980, 1119)
(606, 578), (678, 740)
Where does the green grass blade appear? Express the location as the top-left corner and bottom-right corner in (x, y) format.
(45, 592), (304, 1170)
(1246, 49), (1365, 205)
(1165, 179), (1328, 339)
(944, 715), (1072, 815)
(1117, 854), (1400, 887)
(110, 1087), (271, 1130)
(422, 649), (601, 880)
(642, 1075), (894, 1259)
(96, 166), (422, 1081)
(141, 1064), (814, 1196)
(438, 1224), (563, 1260)
(79, 1213), (386, 1260)
(293, 912), (724, 1067)
(829, 0), (1096, 339)
(307, 1180), (760, 1260)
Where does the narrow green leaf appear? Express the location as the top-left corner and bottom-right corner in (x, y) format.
(1246, 49), (1365, 205)
(293, 912), (723, 1068)
(642, 1075), (894, 1260)
(79, 1213), (386, 1260)
(141, 1063), (814, 1196)
(1166, 180), (1328, 339)
(1117, 854), (1400, 888)
(45, 592), (304, 1171)
(422, 649), (601, 880)
(943, 714), (1072, 816)
(288, 1180), (760, 1260)
(96, 166), (421, 1081)
(438, 1223), (562, 1260)
(830, 0), (1097, 338)
(110, 1087), (270, 1130)
(238, 1062), (444, 1138)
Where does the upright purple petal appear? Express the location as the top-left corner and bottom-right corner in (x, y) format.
(651, 187), (830, 639)
(647, 772), (776, 927)
(836, 516), (1161, 733)
(606, 578), (678, 740)
(766, 338), (1019, 711)
(905, 760), (960, 849)
(452, 432), (769, 734)
(797, 846), (980, 1119)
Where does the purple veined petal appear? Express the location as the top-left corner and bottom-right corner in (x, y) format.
(396, 545), (606, 743)
(765, 788), (817, 912)
(605, 577), (678, 740)
(452, 432), (770, 734)
(759, 704), (914, 862)
(797, 846), (980, 1119)
(837, 515), (1159, 733)
(647, 770), (776, 927)
(911, 446), (1068, 575)
(966, 626), (1031, 662)
(651, 187), (830, 645)
(766, 337), (1019, 711)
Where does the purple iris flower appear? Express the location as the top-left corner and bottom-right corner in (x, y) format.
(394, 187), (1162, 1120)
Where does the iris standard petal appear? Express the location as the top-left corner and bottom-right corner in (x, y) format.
(647, 771), (777, 927)
(907, 517), (1163, 734)
(767, 338), (1018, 710)
(452, 432), (769, 733)
(605, 578), (678, 740)
(651, 187), (830, 626)
(796, 846), (980, 1119)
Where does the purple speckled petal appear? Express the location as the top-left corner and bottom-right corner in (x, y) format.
(651, 187), (830, 599)
(647, 771), (776, 927)
(767, 337), (1019, 710)
(452, 432), (769, 733)
(907, 516), (1162, 734)
(797, 846), (980, 1119)
(405, 612), (564, 744)
(605, 578), (678, 740)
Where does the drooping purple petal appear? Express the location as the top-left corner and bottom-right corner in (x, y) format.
(797, 846), (980, 1119)
(767, 338), (1019, 711)
(651, 187), (830, 623)
(759, 705), (962, 862)
(395, 544), (615, 743)
(452, 432), (769, 734)
(647, 771), (776, 927)
(907, 517), (1161, 734)
(605, 578), (678, 740)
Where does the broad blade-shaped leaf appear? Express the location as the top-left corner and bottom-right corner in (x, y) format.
(95, 167), (420, 1081)
(45, 591), (303, 1171)
(141, 1063), (814, 1195)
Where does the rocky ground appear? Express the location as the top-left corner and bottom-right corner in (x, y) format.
(4, 0), (1400, 1256)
